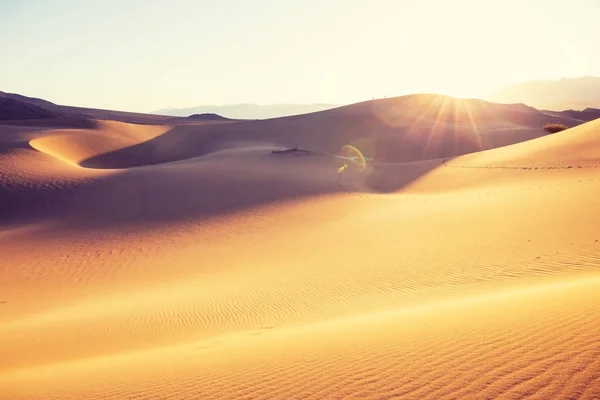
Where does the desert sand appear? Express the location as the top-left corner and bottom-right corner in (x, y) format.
(1, 95), (600, 399)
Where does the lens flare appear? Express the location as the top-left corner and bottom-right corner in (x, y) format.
(339, 144), (367, 171)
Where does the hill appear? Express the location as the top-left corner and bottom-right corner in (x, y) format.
(0, 96), (61, 120)
(187, 113), (232, 121)
(0, 91), (184, 125)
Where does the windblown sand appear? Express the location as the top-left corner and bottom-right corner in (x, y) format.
(1, 113), (600, 399)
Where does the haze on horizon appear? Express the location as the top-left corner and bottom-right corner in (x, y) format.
(1, 0), (599, 113)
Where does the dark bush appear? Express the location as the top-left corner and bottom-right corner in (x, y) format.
(543, 123), (568, 133)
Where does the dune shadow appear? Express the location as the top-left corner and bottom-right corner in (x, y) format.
(362, 158), (450, 193)
(79, 122), (279, 169)
(1, 151), (449, 232)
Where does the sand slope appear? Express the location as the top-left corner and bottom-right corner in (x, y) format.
(1, 110), (600, 399)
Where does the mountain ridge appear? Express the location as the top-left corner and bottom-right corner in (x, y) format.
(486, 76), (600, 111)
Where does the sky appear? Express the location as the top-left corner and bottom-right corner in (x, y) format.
(1, 0), (599, 112)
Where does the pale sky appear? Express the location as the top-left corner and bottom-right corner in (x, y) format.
(1, 0), (599, 112)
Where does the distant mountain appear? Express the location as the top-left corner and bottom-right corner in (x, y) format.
(486, 76), (600, 111)
(151, 104), (342, 120)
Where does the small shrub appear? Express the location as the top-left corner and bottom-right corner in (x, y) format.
(544, 123), (568, 133)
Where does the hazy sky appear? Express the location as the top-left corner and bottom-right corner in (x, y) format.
(1, 0), (599, 112)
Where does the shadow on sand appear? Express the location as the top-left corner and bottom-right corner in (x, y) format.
(1, 151), (448, 233)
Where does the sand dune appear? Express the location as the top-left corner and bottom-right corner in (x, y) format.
(29, 121), (172, 166)
(11, 94), (596, 170)
(1, 100), (600, 399)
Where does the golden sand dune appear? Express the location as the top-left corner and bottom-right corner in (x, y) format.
(28, 121), (172, 167)
(1, 106), (600, 399)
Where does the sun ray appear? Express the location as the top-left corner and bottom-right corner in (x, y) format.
(398, 95), (442, 161)
(464, 100), (484, 152)
(420, 96), (450, 160)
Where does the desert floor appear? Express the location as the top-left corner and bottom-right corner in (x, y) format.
(1, 113), (600, 399)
